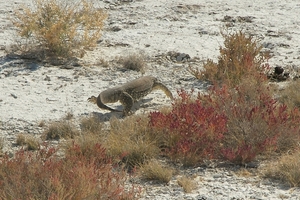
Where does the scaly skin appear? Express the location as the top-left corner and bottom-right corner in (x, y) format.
(88, 76), (173, 116)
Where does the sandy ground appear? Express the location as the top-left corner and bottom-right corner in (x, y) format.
(1, 0), (300, 122)
(1, 0), (300, 198)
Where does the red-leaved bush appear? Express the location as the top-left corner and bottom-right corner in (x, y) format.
(149, 90), (227, 166)
(150, 82), (300, 165)
(0, 144), (139, 199)
(202, 83), (300, 164)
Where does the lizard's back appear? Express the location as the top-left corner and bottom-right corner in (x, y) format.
(121, 76), (156, 100)
(100, 76), (156, 103)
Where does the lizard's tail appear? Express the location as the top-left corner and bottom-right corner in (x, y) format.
(88, 95), (122, 112)
(153, 82), (174, 100)
(97, 95), (122, 112)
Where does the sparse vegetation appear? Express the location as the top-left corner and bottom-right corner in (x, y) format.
(0, 145), (139, 199)
(12, 0), (107, 58)
(139, 159), (173, 183)
(2, 29), (300, 197)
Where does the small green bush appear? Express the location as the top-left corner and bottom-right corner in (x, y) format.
(12, 0), (107, 58)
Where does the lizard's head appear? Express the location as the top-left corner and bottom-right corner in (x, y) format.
(87, 96), (97, 104)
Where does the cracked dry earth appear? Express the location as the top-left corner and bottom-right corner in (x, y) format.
(1, 0), (300, 199)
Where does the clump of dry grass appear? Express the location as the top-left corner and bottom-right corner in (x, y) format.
(80, 115), (103, 135)
(177, 175), (196, 193)
(64, 112), (74, 120)
(16, 134), (40, 151)
(12, 0), (107, 58)
(189, 31), (267, 86)
(118, 54), (146, 74)
(38, 120), (46, 127)
(42, 120), (79, 140)
(16, 134), (26, 146)
(139, 159), (173, 184)
(105, 115), (160, 168)
(277, 80), (300, 109)
(0, 137), (4, 155)
(25, 137), (40, 151)
(262, 150), (300, 187)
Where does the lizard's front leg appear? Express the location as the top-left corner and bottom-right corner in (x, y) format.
(120, 92), (134, 116)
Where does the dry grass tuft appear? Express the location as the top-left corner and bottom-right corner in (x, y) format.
(16, 134), (40, 151)
(16, 134), (27, 146)
(42, 120), (79, 140)
(118, 54), (146, 74)
(235, 168), (253, 177)
(0, 137), (4, 155)
(262, 150), (300, 187)
(139, 159), (173, 183)
(38, 120), (46, 127)
(177, 175), (196, 193)
(277, 80), (300, 109)
(105, 115), (159, 168)
(64, 112), (74, 120)
(80, 115), (103, 135)
(11, 0), (107, 58)
(25, 137), (40, 151)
